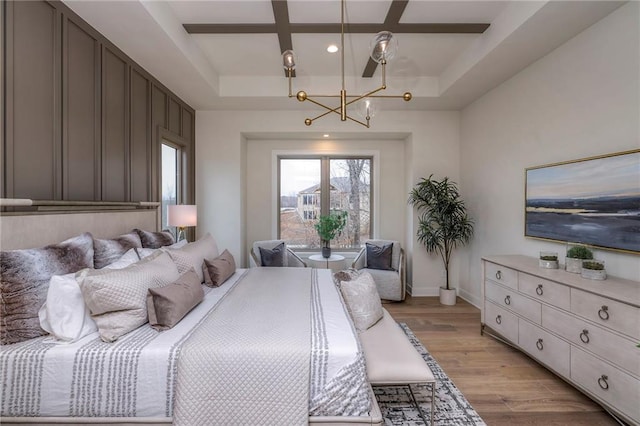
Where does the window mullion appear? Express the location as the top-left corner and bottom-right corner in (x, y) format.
(320, 156), (330, 216)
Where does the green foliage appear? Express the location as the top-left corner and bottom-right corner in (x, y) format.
(408, 175), (474, 290)
(582, 260), (604, 270)
(540, 255), (558, 261)
(314, 211), (347, 242)
(566, 245), (594, 260)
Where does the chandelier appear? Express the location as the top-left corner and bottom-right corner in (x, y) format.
(282, 0), (412, 128)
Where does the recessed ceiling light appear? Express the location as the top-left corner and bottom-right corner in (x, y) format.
(323, 134), (330, 138)
(327, 45), (338, 53)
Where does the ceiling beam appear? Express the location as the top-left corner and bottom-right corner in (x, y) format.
(183, 22), (490, 35)
(271, 0), (295, 77)
(363, 0), (408, 78)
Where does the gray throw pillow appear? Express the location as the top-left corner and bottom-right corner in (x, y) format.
(147, 268), (204, 331)
(366, 242), (394, 271)
(259, 242), (285, 267)
(134, 229), (175, 249)
(94, 232), (142, 269)
(202, 249), (236, 287)
(0, 233), (94, 345)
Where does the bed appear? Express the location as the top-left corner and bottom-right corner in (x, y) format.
(0, 206), (382, 425)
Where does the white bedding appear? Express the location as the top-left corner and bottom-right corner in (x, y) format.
(0, 268), (369, 420)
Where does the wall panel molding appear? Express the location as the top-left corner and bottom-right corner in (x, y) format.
(2, 0), (195, 206)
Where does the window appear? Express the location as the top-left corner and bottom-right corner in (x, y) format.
(161, 142), (182, 233)
(279, 156), (372, 250)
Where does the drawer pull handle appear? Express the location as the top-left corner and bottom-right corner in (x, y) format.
(504, 295), (511, 305)
(597, 375), (609, 390)
(536, 284), (543, 296)
(495, 270), (502, 280)
(536, 339), (544, 351)
(598, 305), (609, 321)
(495, 315), (502, 325)
(580, 329), (590, 344)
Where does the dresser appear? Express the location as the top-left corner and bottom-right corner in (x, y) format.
(482, 255), (640, 425)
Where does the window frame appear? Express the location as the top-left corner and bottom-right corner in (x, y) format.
(159, 129), (189, 238)
(277, 154), (374, 252)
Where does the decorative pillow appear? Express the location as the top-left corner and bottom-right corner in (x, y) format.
(93, 232), (142, 269)
(366, 242), (394, 271)
(38, 273), (97, 343)
(38, 248), (141, 343)
(134, 229), (175, 249)
(332, 268), (360, 287)
(163, 233), (220, 283)
(202, 249), (236, 287)
(339, 271), (384, 332)
(259, 242), (285, 267)
(147, 268), (204, 331)
(135, 239), (187, 260)
(77, 251), (180, 342)
(0, 233), (94, 345)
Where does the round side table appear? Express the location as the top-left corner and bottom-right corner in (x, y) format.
(308, 254), (345, 271)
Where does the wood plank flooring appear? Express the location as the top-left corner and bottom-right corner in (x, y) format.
(385, 295), (620, 426)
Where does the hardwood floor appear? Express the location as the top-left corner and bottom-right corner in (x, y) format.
(385, 295), (620, 426)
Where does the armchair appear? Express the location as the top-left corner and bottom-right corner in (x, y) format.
(249, 240), (307, 268)
(352, 240), (406, 301)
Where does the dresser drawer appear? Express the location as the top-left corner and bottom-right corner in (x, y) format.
(542, 305), (640, 377)
(485, 301), (518, 343)
(571, 347), (640, 423)
(518, 273), (570, 311)
(485, 262), (517, 290)
(486, 281), (541, 324)
(571, 289), (640, 340)
(519, 319), (570, 377)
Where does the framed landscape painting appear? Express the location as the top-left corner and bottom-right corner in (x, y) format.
(525, 149), (640, 254)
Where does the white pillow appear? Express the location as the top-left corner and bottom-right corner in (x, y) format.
(38, 248), (140, 343)
(163, 233), (219, 283)
(78, 251), (180, 342)
(339, 271), (384, 332)
(136, 239), (187, 260)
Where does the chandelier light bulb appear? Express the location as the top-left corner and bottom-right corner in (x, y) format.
(370, 31), (398, 63)
(282, 50), (296, 70)
(360, 98), (378, 119)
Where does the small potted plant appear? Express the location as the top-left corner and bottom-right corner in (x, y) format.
(565, 244), (593, 273)
(581, 259), (606, 280)
(539, 251), (559, 269)
(314, 210), (347, 258)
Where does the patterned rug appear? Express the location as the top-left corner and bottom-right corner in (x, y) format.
(374, 324), (486, 425)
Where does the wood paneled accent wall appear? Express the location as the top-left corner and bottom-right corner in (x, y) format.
(2, 0), (196, 204)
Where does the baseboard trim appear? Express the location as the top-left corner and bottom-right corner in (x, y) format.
(458, 288), (482, 309)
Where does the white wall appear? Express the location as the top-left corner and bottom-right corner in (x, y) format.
(195, 110), (460, 296)
(459, 2), (640, 306)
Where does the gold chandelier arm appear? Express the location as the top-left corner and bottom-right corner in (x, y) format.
(344, 86), (386, 107)
(345, 114), (370, 128)
(309, 107), (342, 123)
(287, 68), (294, 97)
(305, 97), (342, 114)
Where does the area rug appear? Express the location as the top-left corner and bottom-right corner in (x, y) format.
(374, 324), (486, 425)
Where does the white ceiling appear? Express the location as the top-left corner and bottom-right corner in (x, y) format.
(63, 0), (626, 111)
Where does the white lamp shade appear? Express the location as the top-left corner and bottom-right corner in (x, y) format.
(167, 205), (197, 227)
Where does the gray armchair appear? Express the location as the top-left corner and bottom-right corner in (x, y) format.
(249, 240), (307, 267)
(352, 240), (406, 301)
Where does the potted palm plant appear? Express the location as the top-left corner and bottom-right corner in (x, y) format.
(409, 175), (474, 305)
(314, 211), (347, 258)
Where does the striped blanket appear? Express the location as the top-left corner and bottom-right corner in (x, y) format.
(0, 268), (370, 421)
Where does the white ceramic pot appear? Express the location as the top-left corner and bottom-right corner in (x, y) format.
(565, 258), (582, 273)
(439, 287), (457, 305)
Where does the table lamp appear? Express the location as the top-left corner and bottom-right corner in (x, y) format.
(167, 204), (197, 241)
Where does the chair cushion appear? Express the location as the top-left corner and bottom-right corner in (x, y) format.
(259, 242), (285, 267)
(364, 268), (402, 301)
(359, 309), (435, 385)
(366, 242), (394, 270)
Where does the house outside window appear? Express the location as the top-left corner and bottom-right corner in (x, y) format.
(279, 156), (372, 250)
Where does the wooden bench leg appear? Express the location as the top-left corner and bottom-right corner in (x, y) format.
(407, 383), (435, 425)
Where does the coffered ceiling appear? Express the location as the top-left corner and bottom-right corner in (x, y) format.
(63, 0), (625, 111)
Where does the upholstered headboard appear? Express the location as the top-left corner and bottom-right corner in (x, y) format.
(0, 201), (159, 250)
